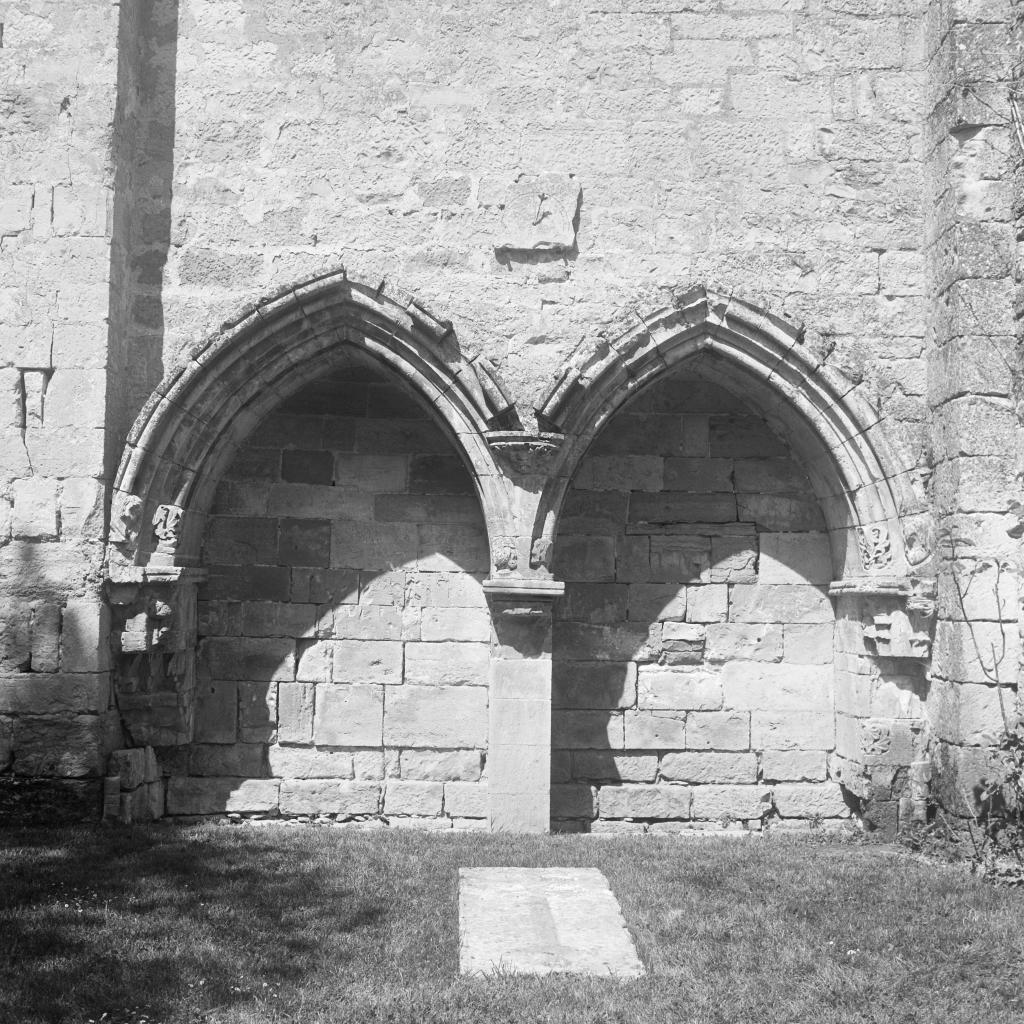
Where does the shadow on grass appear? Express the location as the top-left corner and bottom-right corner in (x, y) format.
(0, 825), (386, 1024)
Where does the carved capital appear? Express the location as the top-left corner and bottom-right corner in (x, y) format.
(152, 504), (185, 556)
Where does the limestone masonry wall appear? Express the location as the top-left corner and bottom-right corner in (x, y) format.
(551, 373), (845, 832)
(168, 360), (491, 826)
(0, 0), (1019, 832)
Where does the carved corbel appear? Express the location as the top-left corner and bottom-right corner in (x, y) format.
(830, 576), (936, 660)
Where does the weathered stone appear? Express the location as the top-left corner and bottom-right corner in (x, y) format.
(268, 746), (354, 779)
(691, 785), (771, 821)
(761, 749), (828, 782)
(384, 780), (444, 816)
(279, 779), (380, 815)
(384, 685), (488, 747)
(721, 662), (833, 712)
(553, 662), (637, 709)
(332, 640), (403, 685)
(553, 709), (624, 749)
(784, 624), (834, 664)
(685, 711), (750, 750)
(277, 682), (315, 745)
(637, 668), (722, 710)
(660, 752), (757, 784)
(109, 748), (146, 791)
(623, 710), (686, 749)
(420, 607), (491, 642)
(706, 623), (783, 663)
(551, 783), (596, 818)
(730, 585), (834, 624)
(314, 685), (384, 747)
(445, 781), (488, 818)
(167, 778), (280, 815)
(573, 751), (658, 782)
(194, 680), (237, 744)
(600, 783), (691, 819)
(686, 585), (728, 623)
(751, 711), (835, 751)
(758, 533), (833, 585)
(773, 783), (849, 818)
(400, 749), (482, 781)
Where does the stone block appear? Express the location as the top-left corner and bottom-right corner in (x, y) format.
(421, 607), (491, 642)
(204, 516), (278, 566)
(630, 492), (736, 526)
(638, 667), (722, 710)
(277, 682), (314, 744)
(574, 455), (662, 491)
(331, 640), (403, 685)
(59, 477), (104, 537)
(384, 685), (488, 747)
(721, 662), (833, 712)
(623, 710), (686, 749)
(282, 449), (333, 485)
(706, 623), (783, 663)
(296, 641), (333, 682)
(335, 454), (408, 492)
(663, 458), (733, 492)
(553, 662), (636, 709)
(686, 585), (728, 623)
(238, 681), (277, 743)
(190, 744), (266, 777)
(573, 751), (658, 782)
(751, 711), (835, 751)
(600, 783), (691, 819)
(553, 709), (624, 749)
(410, 571), (487, 609)
(278, 519), (331, 567)
(291, 568), (360, 604)
(194, 680), (237, 744)
(203, 566), (291, 602)
(773, 783), (849, 818)
(708, 416), (787, 458)
(279, 779), (380, 815)
(660, 752), (757, 784)
(558, 583), (629, 624)
(405, 641), (489, 686)
(166, 777), (280, 815)
(551, 783), (596, 818)
(649, 536), (711, 584)
(560, 490), (629, 535)
(10, 716), (103, 770)
(353, 750), (388, 780)
(268, 746), (354, 779)
(1, 607), (31, 673)
(685, 711), (750, 750)
(417, 524), (490, 573)
(736, 495), (825, 532)
(709, 536), (757, 583)
(933, 621), (1019, 685)
(784, 624), (834, 664)
(331, 606), (404, 641)
(691, 785), (771, 821)
(552, 536), (616, 581)
(729, 584), (833, 624)
(12, 477), (58, 539)
(758, 533), (832, 585)
(203, 637), (295, 681)
(409, 454), (472, 495)
(314, 685), (383, 747)
(120, 785), (154, 824)
(332, 521), (418, 570)
(445, 781), (487, 818)
(109, 748), (146, 791)
(761, 749), (828, 783)
(732, 458), (811, 494)
(627, 583), (686, 623)
(615, 536), (651, 582)
(60, 600), (110, 673)
(384, 780), (443, 816)
(0, 673), (109, 714)
(553, 622), (655, 662)
(375, 494), (481, 526)
(400, 749), (482, 781)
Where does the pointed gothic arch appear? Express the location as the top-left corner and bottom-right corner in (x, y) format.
(532, 287), (928, 582)
(108, 267), (517, 575)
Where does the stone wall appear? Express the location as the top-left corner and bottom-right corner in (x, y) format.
(0, 2), (122, 818)
(550, 374), (846, 832)
(166, 359), (492, 826)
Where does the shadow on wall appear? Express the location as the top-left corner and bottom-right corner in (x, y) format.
(159, 356), (493, 825)
(0, 828), (386, 1023)
(105, 0), (178, 478)
(0, 533), (115, 824)
(549, 371), (929, 833)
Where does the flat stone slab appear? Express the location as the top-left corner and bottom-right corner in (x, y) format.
(458, 867), (645, 978)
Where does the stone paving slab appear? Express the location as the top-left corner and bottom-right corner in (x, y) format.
(458, 867), (645, 977)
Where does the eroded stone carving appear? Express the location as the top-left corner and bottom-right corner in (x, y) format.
(109, 492), (144, 548)
(864, 608), (932, 659)
(152, 504), (184, 555)
(485, 431), (563, 474)
(530, 536), (553, 570)
(494, 173), (581, 255)
(493, 538), (519, 572)
(858, 525), (892, 570)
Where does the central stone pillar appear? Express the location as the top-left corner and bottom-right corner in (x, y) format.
(484, 579), (564, 833)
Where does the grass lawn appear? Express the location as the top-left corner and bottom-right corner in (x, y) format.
(1, 824), (1023, 1024)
